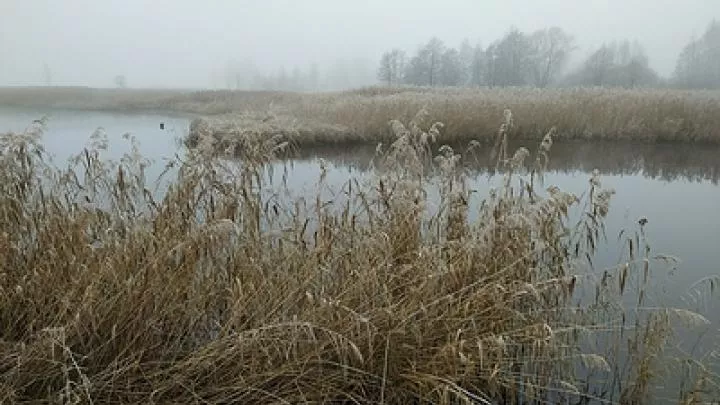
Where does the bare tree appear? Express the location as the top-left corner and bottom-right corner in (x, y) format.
(405, 38), (445, 86)
(485, 44), (498, 87)
(623, 40), (655, 87)
(438, 48), (464, 86)
(377, 49), (406, 86)
(114, 75), (127, 88)
(470, 44), (487, 86)
(675, 36), (701, 88)
(674, 20), (720, 89)
(586, 44), (616, 86)
(42, 63), (53, 86)
(425, 38), (444, 86)
(458, 39), (475, 85)
(566, 40), (658, 88)
(528, 27), (574, 87)
(486, 28), (533, 87)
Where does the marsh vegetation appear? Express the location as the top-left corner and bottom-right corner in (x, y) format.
(1, 107), (718, 404)
(3, 86), (719, 146)
(3, 1), (720, 403)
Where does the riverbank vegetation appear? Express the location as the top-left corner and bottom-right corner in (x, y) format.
(0, 110), (717, 403)
(186, 86), (720, 148)
(2, 86), (720, 145)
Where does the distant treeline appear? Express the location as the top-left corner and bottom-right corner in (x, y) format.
(211, 59), (376, 93)
(377, 20), (720, 89)
(210, 21), (719, 92)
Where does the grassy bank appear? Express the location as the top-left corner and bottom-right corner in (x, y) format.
(0, 111), (716, 404)
(2, 86), (720, 145)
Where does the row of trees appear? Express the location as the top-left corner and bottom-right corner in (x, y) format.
(378, 28), (655, 89)
(564, 40), (658, 88)
(674, 20), (720, 89)
(378, 20), (720, 89)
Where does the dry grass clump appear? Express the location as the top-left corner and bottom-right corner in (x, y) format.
(0, 111), (716, 404)
(186, 113), (355, 154)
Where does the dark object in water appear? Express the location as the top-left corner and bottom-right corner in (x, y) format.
(160, 122), (165, 130)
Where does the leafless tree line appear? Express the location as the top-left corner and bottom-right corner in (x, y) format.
(379, 20), (720, 89)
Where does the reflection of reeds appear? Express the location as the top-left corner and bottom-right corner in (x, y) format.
(0, 112), (716, 404)
(293, 141), (720, 184)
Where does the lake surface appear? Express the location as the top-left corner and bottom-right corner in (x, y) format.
(2, 107), (720, 402)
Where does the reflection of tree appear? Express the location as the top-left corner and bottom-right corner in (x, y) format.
(291, 142), (720, 185)
(536, 141), (720, 184)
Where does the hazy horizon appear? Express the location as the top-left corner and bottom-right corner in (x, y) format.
(1, 0), (717, 89)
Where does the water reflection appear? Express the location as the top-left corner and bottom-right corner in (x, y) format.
(292, 141), (720, 184)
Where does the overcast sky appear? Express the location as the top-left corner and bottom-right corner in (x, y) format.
(0, 0), (717, 88)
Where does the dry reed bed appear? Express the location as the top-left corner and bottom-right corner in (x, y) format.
(2, 86), (720, 145)
(291, 87), (720, 144)
(0, 111), (717, 404)
(183, 87), (720, 149)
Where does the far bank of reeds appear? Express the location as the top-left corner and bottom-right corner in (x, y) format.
(2, 86), (720, 146)
(185, 87), (720, 148)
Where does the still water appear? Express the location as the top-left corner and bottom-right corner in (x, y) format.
(2, 107), (719, 402)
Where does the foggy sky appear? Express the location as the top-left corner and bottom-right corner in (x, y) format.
(1, 0), (717, 89)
